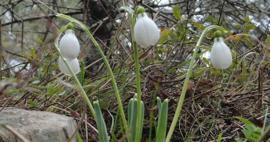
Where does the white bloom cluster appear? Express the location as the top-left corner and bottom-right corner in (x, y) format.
(58, 29), (81, 76)
(210, 37), (232, 69)
(134, 13), (160, 47)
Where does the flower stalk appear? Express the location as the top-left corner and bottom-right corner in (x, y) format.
(56, 14), (128, 133)
(165, 25), (224, 142)
(130, 11), (144, 141)
(131, 6), (160, 141)
(55, 34), (96, 119)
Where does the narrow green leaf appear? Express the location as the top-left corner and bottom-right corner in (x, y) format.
(216, 133), (222, 142)
(156, 99), (169, 142)
(129, 99), (144, 142)
(76, 133), (83, 142)
(235, 117), (254, 126)
(235, 117), (263, 141)
(128, 98), (137, 142)
(172, 5), (181, 20)
(93, 101), (110, 142)
(137, 101), (145, 142)
(157, 97), (161, 111)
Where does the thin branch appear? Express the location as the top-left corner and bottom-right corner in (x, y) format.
(2, 11), (83, 27)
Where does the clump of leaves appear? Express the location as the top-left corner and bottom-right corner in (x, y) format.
(235, 117), (263, 142)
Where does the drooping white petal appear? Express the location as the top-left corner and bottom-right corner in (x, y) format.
(59, 30), (80, 59)
(58, 57), (80, 76)
(210, 37), (232, 69)
(134, 13), (160, 47)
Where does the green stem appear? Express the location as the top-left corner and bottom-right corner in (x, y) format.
(86, 27), (128, 133)
(134, 40), (142, 103)
(56, 14), (128, 133)
(130, 13), (143, 141)
(72, 66), (96, 118)
(134, 43), (143, 141)
(165, 25), (222, 142)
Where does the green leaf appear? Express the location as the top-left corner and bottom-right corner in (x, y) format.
(156, 99), (169, 142)
(137, 101), (144, 142)
(172, 5), (181, 20)
(93, 101), (110, 142)
(216, 133), (222, 142)
(128, 98), (137, 142)
(243, 23), (256, 32)
(76, 133), (84, 142)
(47, 83), (63, 96)
(157, 97), (162, 111)
(128, 98), (145, 142)
(28, 99), (39, 108)
(236, 117), (254, 126)
(236, 117), (263, 141)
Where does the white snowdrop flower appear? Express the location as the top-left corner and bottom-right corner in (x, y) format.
(210, 37), (232, 69)
(58, 57), (80, 76)
(59, 29), (80, 59)
(134, 13), (160, 47)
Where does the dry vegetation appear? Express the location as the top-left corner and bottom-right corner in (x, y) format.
(0, 0), (270, 141)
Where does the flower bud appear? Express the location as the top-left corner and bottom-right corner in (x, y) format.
(59, 29), (80, 59)
(136, 6), (145, 14)
(210, 37), (232, 69)
(134, 13), (160, 47)
(58, 57), (80, 76)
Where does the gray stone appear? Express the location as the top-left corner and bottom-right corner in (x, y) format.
(0, 107), (77, 142)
